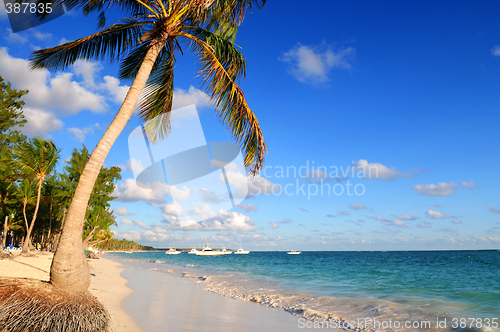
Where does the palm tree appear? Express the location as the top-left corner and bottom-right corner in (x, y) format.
(16, 179), (36, 250)
(30, 0), (267, 293)
(14, 138), (61, 253)
(42, 176), (58, 249)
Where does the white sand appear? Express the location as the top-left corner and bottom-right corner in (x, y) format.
(0, 251), (142, 332)
(1, 251), (344, 332)
(119, 263), (345, 332)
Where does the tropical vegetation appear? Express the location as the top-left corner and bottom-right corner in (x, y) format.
(0, 78), (122, 257)
(28, 0), (267, 294)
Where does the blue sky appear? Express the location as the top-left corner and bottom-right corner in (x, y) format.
(1, 1), (499, 250)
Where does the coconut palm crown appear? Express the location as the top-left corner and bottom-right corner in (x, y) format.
(31, 0), (267, 171)
(29, 0), (267, 293)
(14, 138), (61, 253)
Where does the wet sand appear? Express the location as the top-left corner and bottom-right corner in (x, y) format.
(120, 264), (345, 332)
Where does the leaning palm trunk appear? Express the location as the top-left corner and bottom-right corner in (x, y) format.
(22, 180), (43, 253)
(50, 42), (165, 293)
(2, 216), (8, 250)
(46, 200), (53, 250)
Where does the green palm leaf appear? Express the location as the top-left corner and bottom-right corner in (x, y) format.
(30, 19), (148, 71)
(179, 29), (266, 174)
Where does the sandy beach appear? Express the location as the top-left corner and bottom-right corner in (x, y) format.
(120, 265), (339, 332)
(0, 251), (142, 332)
(0, 251), (343, 332)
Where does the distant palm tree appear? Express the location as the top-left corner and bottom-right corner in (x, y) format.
(16, 179), (36, 251)
(14, 137), (61, 253)
(30, 0), (267, 293)
(42, 176), (58, 249)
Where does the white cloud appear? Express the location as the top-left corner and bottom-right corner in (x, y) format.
(391, 213), (418, 220)
(491, 45), (500, 57)
(18, 107), (63, 136)
(170, 186), (191, 201)
(101, 75), (129, 104)
(4, 29), (28, 44)
(114, 207), (135, 216)
(0, 48), (132, 136)
(160, 201), (182, 215)
(353, 159), (419, 181)
(115, 230), (141, 241)
(412, 182), (457, 196)
(121, 218), (134, 225)
(172, 86), (210, 110)
(461, 181), (479, 189)
(268, 221), (279, 229)
(391, 219), (408, 228)
(418, 221), (431, 228)
(197, 188), (222, 204)
(163, 210), (257, 232)
(236, 203), (257, 213)
(113, 179), (171, 202)
(73, 60), (102, 88)
(126, 158), (146, 175)
(224, 170), (280, 198)
(67, 123), (99, 142)
(0, 48), (105, 115)
(133, 219), (148, 230)
(281, 43), (354, 84)
(488, 206), (500, 214)
(30, 30), (52, 41)
(300, 207), (309, 212)
(141, 230), (168, 242)
(113, 178), (190, 203)
(349, 204), (366, 210)
(452, 220), (462, 224)
(338, 210), (350, 215)
(426, 210), (453, 219)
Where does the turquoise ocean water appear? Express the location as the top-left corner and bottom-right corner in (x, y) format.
(108, 250), (500, 331)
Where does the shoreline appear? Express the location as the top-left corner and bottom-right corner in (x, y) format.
(107, 250), (500, 332)
(115, 257), (345, 332)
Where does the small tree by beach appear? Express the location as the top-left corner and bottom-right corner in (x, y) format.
(0, 76), (27, 252)
(29, 0), (268, 294)
(13, 138), (61, 253)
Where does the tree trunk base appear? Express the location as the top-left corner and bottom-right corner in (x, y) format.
(0, 278), (111, 332)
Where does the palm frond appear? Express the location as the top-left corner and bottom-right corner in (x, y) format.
(14, 137), (61, 180)
(30, 19), (148, 71)
(208, 0), (266, 25)
(179, 29), (266, 175)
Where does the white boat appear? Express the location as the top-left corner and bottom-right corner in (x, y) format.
(221, 247), (232, 255)
(188, 248), (199, 254)
(165, 248), (181, 255)
(287, 250), (302, 255)
(234, 247), (250, 254)
(196, 244), (223, 256)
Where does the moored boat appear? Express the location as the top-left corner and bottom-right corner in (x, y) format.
(234, 247), (250, 254)
(221, 247), (232, 255)
(287, 250), (302, 255)
(165, 248), (181, 255)
(196, 244), (223, 256)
